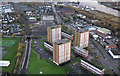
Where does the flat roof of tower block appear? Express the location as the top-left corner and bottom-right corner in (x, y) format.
(55, 39), (70, 45)
(76, 28), (88, 33)
(48, 25), (61, 29)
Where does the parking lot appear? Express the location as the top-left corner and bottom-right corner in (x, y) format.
(33, 38), (52, 60)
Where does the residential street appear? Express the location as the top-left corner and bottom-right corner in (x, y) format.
(90, 39), (120, 75)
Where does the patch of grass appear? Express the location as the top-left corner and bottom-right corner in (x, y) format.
(2, 37), (21, 73)
(40, 39), (46, 42)
(75, 57), (81, 61)
(33, 36), (46, 39)
(71, 49), (74, 52)
(71, 56), (74, 59)
(0, 38), (17, 47)
(118, 66), (120, 71)
(40, 44), (44, 48)
(28, 40), (71, 74)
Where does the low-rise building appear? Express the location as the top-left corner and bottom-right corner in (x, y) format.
(80, 59), (105, 75)
(108, 50), (120, 59)
(53, 39), (71, 65)
(92, 30), (111, 39)
(105, 40), (117, 50)
(100, 40), (117, 50)
(74, 46), (88, 58)
(44, 41), (53, 52)
(97, 27), (111, 35)
(61, 31), (74, 41)
(28, 17), (37, 23)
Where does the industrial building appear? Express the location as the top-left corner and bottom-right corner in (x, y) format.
(80, 59), (105, 75)
(74, 28), (89, 48)
(53, 39), (71, 65)
(100, 40), (117, 50)
(92, 30), (111, 39)
(105, 40), (117, 50)
(97, 27), (111, 35)
(47, 25), (61, 43)
(108, 50), (120, 59)
(61, 31), (74, 41)
(74, 46), (88, 58)
(44, 41), (53, 52)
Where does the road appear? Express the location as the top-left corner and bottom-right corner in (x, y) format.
(13, 3), (32, 74)
(21, 37), (31, 74)
(52, 3), (64, 25)
(90, 39), (120, 75)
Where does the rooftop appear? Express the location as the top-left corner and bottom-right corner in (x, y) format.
(106, 40), (115, 46)
(111, 50), (120, 55)
(81, 59), (104, 70)
(92, 30), (109, 37)
(76, 28), (88, 33)
(48, 25), (61, 29)
(55, 39), (70, 45)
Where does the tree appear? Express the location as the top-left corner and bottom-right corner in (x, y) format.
(21, 43), (25, 48)
(18, 46), (22, 52)
(0, 33), (2, 37)
(118, 66), (120, 71)
(16, 52), (21, 57)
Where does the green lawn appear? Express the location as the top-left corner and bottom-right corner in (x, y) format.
(28, 40), (71, 74)
(40, 39), (46, 42)
(0, 38), (17, 47)
(2, 37), (21, 73)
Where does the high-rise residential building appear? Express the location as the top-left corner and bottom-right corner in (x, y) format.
(47, 25), (61, 43)
(53, 39), (71, 65)
(74, 28), (89, 48)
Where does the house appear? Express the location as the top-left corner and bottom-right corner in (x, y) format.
(77, 13), (86, 19)
(28, 17), (37, 23)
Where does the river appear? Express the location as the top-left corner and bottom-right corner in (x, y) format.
(80, 1), (119, 17)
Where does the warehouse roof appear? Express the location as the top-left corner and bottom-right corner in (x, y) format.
(55, 39), (70, 45)
(97, 27), (111, 33)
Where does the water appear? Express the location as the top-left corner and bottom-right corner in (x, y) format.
(80, 1), (119, 17)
